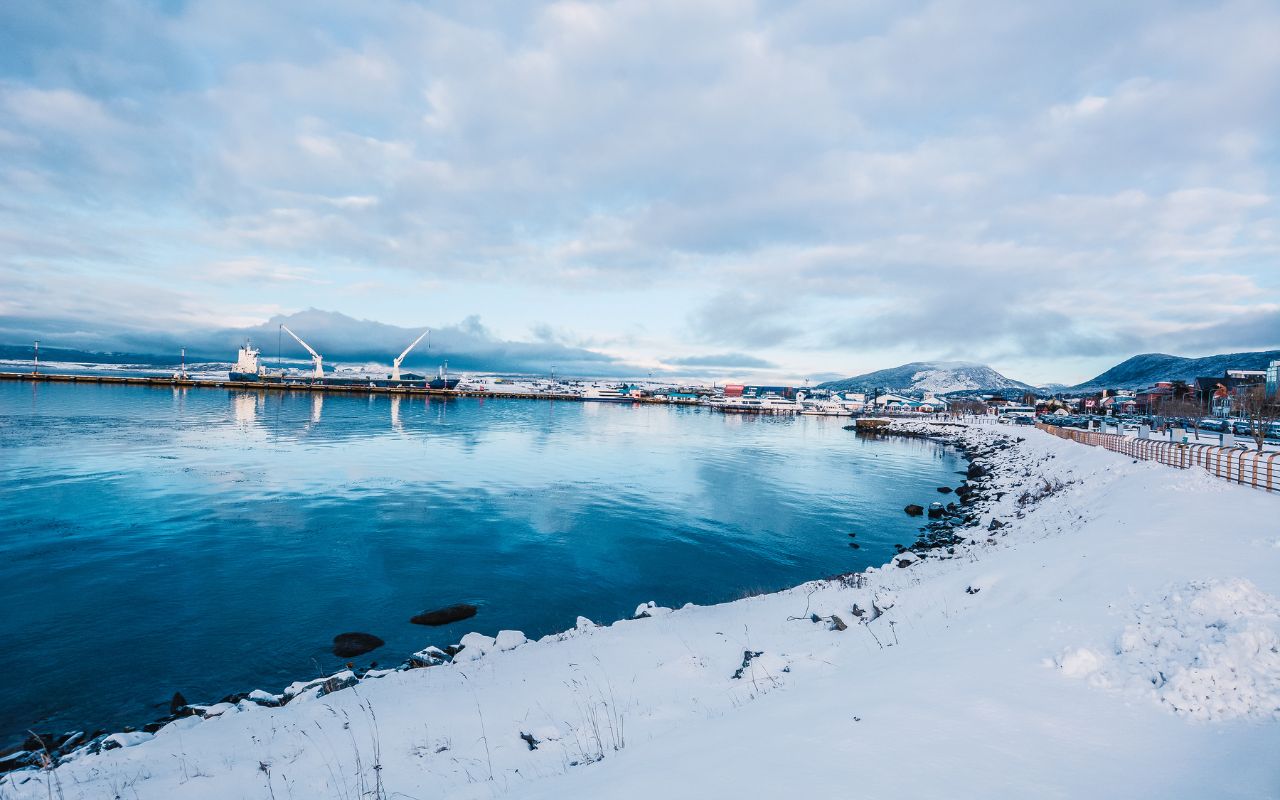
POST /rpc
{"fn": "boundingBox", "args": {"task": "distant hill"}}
[1071,350,1280,391]
[818,361,1033,395]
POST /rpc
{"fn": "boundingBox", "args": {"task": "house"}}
[1193,372,1266,415]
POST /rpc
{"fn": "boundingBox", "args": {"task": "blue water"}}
[0,380,962,745]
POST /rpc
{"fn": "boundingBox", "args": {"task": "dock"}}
[0,371,585,402]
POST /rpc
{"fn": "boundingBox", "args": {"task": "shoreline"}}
[6,420,1276,798]
[5,423,987,777]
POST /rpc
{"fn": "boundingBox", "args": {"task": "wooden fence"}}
[1036,422,1279,492]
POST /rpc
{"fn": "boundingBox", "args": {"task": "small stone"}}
[905,504,925,516]
[829,614,848,631]
[936,486,953,493]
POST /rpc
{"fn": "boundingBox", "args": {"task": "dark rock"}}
[520,731,540,751]
[936,486,953,493]
[965,586,981,595]
[319,673,359,697]
[988,519,1005,531]
[927,507,944,519]
[967,463,989,479]
[0,750,35,773]
[411,604,478,627]
[444,643,465,657]
[169,692,187,716]
[904,504,925,516]
[333,632,385,658]
[848,542,860,549]
[829,615,848,631]
[732,650,765,680]
[847,532,857,537]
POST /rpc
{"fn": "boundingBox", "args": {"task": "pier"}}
[0,371,585,402]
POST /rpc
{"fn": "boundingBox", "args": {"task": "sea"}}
[0,378,963,745]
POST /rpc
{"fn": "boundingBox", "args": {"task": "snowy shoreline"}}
[4,421,1278,798]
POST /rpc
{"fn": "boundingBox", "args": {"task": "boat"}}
[227,334,460,390]
[720,392,797,414]
[582,385,633,402]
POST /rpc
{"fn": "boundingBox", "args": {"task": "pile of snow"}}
[1056,578,1280,720]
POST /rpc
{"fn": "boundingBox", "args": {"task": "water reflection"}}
[233,391,258,427]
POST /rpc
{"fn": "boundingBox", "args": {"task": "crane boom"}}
[391,329,430,381]
[280,324,324,378]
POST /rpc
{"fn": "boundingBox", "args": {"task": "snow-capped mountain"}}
[818,361,1033,395]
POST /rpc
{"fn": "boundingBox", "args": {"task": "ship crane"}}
[280,324,324,378]
[391,329,430,381]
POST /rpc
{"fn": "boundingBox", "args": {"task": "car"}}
[1014,416,1035,426]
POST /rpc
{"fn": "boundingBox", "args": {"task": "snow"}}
[4,420,1279,798]
[1055,578,1280,720]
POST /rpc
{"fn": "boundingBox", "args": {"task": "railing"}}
[1036,422,1279,492]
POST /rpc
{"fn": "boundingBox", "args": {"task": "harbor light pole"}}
[33,340,39,375]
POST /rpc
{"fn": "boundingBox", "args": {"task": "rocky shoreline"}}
[3,421,1008,780]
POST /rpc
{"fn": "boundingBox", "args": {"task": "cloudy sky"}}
[1,0,1277,384]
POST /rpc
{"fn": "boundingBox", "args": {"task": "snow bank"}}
[4,420,1279,799]
[1057,578,1280,720]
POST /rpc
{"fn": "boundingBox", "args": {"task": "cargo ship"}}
[228,331,460,390]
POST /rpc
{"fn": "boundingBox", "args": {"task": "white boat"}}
[797,395,855,416]
[720,393,797,414]
[583,385,632,402]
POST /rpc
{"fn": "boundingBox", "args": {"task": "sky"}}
[1,0,1278,385]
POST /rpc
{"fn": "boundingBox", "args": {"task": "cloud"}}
[663,352,778,369]
[0,0,1278,381]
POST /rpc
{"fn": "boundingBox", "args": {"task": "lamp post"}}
[33,340,39,376]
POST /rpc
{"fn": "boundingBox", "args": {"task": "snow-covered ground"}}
[5,421,1279,799]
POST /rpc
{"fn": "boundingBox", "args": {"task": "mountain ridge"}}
[817,361,1033,395]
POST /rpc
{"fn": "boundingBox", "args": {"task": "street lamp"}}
[33,340,39,376]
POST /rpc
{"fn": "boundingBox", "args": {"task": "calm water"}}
[0,380,962,744]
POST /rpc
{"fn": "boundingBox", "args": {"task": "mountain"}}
[1070,350,1280,391]
[818,361,1033,395]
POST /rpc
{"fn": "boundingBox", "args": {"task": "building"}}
[1194,371,1266,415]
[1268,360,1280,399]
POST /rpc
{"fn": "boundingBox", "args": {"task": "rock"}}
[332,632,385,658]
[927,507,944,519]
[520,731,540,751]
[904,504,925,516]
[936,486,953,493]
[169,691,187,716]
[409,645,451,668]
[965,586,981,595]
[967,463,989,479]
[411,604,478,627]
[848,541,860,549]
[988,519,1005,531]
[319,672,359,697]
[494,630,527,651]
[829,614,848,631]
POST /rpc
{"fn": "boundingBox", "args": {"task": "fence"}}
[1036,422,1280,492]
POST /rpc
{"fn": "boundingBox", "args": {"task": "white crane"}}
[280,324,324,378]
[391,329,430,381]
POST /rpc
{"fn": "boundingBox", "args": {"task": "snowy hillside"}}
[1071,350,1280,391]
[819,360,1033,394]
[5,420,1278,799]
